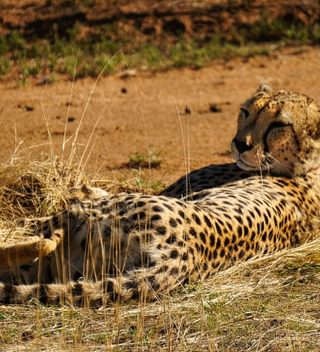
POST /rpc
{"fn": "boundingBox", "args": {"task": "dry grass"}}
[0,239,319,351]
[0,158,319,351]
[0,157,86,244]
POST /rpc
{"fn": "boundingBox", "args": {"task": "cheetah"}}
[0,85,320,306]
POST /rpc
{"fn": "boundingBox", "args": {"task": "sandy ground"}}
[0,46,320,188]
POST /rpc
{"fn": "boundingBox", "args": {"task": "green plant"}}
[128,151,161,169]
[0,58,10,76]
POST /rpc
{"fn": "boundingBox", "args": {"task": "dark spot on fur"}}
[156,226,167,235]
[105,280,119,301]
[189,227,197,237]
[215,222,223,236]
[203,215,212,227]
[178,210,185,219]
[166,234,177,244]
[246,216,252,228]
[169,218,178,228]
[170,267,179,275]
[254,207,261,217]
[38,285,49,304]
[152,205,163,212]
[235,215,243,224]
[192,213,201,225]
[151,214,162,222]
[176,218,183,225]
[136,201,146,208]
[72,283,83,296]
[130,211,146,221]
[170,249,179,259]
[3,285,15,304]
[163,203,174,211]
[200,232,206,244]
[210,234,215,247]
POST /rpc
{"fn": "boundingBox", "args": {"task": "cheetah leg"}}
[0,229,64,270]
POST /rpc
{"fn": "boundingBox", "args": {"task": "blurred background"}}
[0,0,319,82]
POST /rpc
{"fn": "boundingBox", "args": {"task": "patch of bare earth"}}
[0,47,319,188]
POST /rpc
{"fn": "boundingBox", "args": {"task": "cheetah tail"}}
[0,275,161,306]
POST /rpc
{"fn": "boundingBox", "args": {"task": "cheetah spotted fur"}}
[1,85,320,305]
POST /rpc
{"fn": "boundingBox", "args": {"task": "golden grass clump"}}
[0,157,85,243]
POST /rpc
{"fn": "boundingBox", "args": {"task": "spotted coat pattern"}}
[1,87,320,305]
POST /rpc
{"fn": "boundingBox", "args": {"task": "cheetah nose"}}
[233,138,253,153]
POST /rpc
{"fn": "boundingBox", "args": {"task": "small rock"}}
[17,103,34,111]
[36,76,54,86]
[121,87,128,94]
[118,69,137,79]
[209,103,222,113]
[67,116,76,122]
[184,106,191,115]
[115,126,124,132]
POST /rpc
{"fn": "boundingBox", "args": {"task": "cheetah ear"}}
[256,83,272,94]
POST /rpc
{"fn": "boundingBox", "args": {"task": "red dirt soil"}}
[0,47,319,189]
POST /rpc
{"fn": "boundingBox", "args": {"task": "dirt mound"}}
[0,0,319,45]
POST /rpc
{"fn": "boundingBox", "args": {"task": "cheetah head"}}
[231,84,320,177]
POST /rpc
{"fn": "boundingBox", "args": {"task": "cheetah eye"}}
[240,108,250,118]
